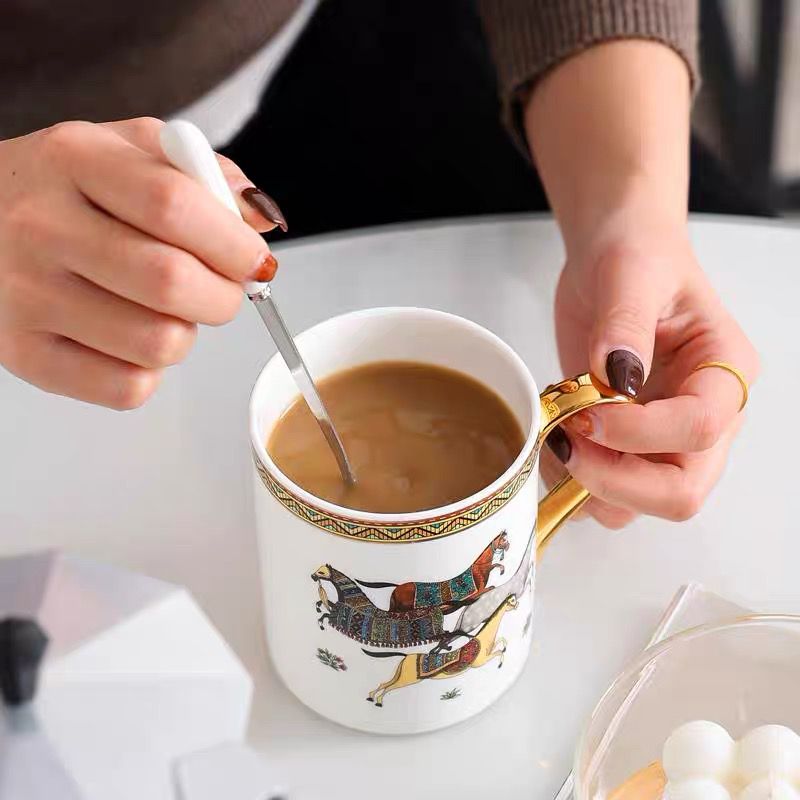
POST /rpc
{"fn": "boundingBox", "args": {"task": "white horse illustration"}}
[434,528,534,652]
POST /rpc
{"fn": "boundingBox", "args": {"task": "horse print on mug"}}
[310,526,533,709]
[354,532,510,612]
[363,595,519,707]
[433,529,534,652]
[312,565,450,647]
[311,530,512,649]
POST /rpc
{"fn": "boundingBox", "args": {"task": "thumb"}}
[588,251,665,398]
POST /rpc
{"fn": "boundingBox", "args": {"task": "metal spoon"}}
[159,121,356,485]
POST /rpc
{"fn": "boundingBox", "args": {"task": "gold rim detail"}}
[253,451,536,542]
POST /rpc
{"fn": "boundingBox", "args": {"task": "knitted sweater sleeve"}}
[478,0,698,149]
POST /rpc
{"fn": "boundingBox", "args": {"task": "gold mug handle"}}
[535,373,633,552]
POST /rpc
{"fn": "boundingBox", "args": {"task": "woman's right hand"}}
[0,117,284,409]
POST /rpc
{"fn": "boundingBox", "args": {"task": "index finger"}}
[68,124,274,283]
[567,349,756,454]
[104,118,282,232]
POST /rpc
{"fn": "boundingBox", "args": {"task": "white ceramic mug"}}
[250,307,629,734]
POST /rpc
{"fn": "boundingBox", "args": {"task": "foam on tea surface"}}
[267,361,525,513]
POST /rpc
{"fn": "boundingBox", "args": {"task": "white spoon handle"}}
[159,120,264,296]
[158,120,356,486]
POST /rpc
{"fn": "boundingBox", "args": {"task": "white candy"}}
[663,720,736,782]
[663,778,732,800]
[739,776,800,800]
[738,726,800,782]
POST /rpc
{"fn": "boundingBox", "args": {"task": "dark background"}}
[224,0,794,241]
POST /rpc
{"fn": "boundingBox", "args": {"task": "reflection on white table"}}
[175,742,288,800]
[1,215,798,800]
[0,552,252,800]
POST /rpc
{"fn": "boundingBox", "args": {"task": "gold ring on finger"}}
[692,361,749,412]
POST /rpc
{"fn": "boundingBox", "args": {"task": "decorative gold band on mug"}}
[254,371,631,547]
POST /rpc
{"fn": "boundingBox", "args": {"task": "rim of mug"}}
[248,306,541,527]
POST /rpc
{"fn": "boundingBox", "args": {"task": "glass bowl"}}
[574,615,800,799]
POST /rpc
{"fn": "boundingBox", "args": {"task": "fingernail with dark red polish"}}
[546,426,572,464]
[606,349,644,398]
[250,251,278,283]
[241,187,288,232]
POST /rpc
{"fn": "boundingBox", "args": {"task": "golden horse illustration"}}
[362,594,518,707]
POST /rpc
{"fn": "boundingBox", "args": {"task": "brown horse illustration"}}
[312,565,455,648]
[362,594,518,707]
[355,531,509,613]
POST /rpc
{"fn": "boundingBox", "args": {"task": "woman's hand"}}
[546,212,758,528]
[525,40,758,527]
[0,117,285,409]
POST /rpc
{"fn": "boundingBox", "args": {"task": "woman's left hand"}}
[523,40,759,527]
[547,214,759,529]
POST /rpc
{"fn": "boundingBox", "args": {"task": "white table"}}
[2,215,798,800]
